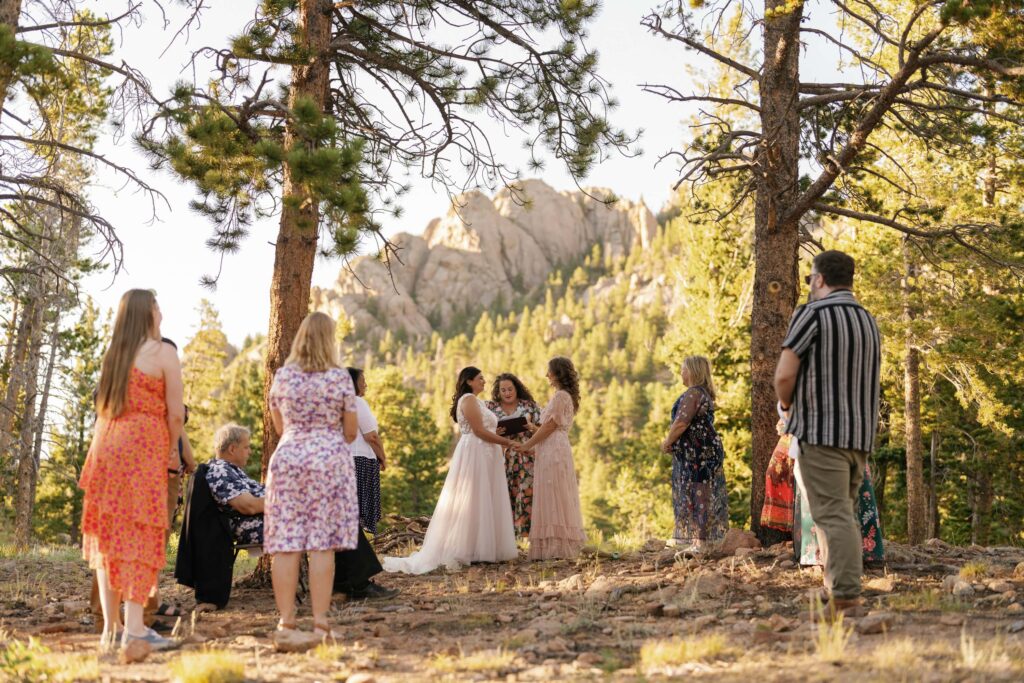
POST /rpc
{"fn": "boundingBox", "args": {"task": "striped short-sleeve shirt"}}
[781,290,881,452]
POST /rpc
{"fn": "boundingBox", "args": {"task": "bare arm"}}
[179,431,197,473]
[161,344,185,452]
[364,430,386,470]
[774,348,802,409]
[342,408,358,444]
[462,398,515,447]
[520,418,557,451]
[661,391,700,454]
[271,408,283,436]
[228,492,265,516]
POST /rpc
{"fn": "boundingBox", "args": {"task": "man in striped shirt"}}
[774,250,881,617]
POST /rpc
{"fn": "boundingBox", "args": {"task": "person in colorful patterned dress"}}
[794,459,885,567]
[660,356,729,551]
[79,289,184,652]
[519,357,587,561]
[266,312,360,638]
[487,373,541,537]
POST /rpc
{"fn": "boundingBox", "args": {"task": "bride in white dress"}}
[383,367,519,574]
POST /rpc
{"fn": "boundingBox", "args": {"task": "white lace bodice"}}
[457,395,497,435]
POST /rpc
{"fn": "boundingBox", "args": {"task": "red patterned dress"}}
[79,367,169,604]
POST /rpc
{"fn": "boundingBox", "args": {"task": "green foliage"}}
[182,300,233,459]
[364,367,449,516]
[33,300,107,542]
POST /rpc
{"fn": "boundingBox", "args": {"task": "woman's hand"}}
[496,426,506,436]
[661,438,674,454]
[525,418,539,434]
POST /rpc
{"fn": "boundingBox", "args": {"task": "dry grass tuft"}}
[429,648,515,673]
[814,614,852,663]
[959,561,989,580]
[640,633,731,670]
[168,650,245,683]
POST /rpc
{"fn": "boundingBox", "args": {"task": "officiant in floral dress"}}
[487,373,541,537]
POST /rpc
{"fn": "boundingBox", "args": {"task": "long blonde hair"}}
[97,289,157,418]
[681,355,717,403]
[285,312,339,372]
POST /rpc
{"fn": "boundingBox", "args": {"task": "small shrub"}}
[0,637,98,682]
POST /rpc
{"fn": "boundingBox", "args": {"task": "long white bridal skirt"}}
[382,432,517,574]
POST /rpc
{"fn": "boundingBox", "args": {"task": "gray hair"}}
[213,423,250,456]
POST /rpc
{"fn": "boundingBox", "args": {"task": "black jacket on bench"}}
[175,462,237,608]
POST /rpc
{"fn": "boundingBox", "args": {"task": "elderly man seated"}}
[205,424,266,548]
[176,423,397,609]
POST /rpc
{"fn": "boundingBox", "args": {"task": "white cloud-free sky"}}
[79,2,840,347]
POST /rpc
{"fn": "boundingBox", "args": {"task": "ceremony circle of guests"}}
[78,250,883,652]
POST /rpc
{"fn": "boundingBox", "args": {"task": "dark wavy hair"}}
[450,366,482,422]
[491,373,536,404]
[548,356,580,411]
[347,367,364,395]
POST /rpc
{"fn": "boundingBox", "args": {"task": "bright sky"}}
[80,2,839,347]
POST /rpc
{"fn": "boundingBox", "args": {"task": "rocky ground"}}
[2,527,1024,682]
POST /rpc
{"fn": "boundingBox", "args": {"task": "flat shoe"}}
[122,627,178,651]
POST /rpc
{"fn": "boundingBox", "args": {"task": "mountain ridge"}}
[311,179,657,341]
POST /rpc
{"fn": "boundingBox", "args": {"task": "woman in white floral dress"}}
[266,312,359,637]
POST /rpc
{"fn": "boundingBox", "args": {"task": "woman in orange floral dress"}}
[79,289,184,652]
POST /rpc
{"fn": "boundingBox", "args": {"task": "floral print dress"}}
[669,386,729,545]
[264,365,360,554]
[794,462,885,566]
[486,399,541,536]
[79,367,170,604]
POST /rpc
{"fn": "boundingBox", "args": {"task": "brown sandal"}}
[276,620,297,631]
[313,622,341,639]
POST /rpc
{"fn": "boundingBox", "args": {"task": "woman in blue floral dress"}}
[486,373,541,537]
[660,356,729,549]
[266,312,360,638]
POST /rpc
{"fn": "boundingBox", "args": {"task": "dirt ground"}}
[2,532,1024,682]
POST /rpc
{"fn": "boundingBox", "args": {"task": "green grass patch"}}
[887,589,968,612]
[0,637,98,682]
[168,650,245,683]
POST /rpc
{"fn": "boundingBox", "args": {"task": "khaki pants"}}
[90,474,181,630]
[797,443,867,600]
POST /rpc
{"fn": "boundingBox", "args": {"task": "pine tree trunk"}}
[902,239,926,544]
[13,294,43,547]
[0,0,24,119]
[260,0,332,478]
[750,0,802,540]
[0,295,34,511]
[16,307,61,545]
[1,296,18,380]
[971,451,993,546]
[927,430,940,539]
[255,0,331,582]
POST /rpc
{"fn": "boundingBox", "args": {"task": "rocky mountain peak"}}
[311,179,657,341]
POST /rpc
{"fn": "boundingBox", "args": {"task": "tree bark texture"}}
[902,239,926,544]
[260,0,332,478]
[927,430,940,540]
[749,0,802,540]
[13,293,43,547]
[0,0,24,120]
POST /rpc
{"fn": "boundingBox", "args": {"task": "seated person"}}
[205,424,265,549]
[192,422,398,602]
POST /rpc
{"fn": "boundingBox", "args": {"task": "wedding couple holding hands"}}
[382,357,586,574]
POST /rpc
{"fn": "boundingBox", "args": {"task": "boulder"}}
[687,572,729,598]
[272,629,323,653]
[864,576,896,593]
[119,639,151,664]
[716,529,761,557]
[986,579,1014,594]
[952,581,976,599]
[855,612,896,635]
